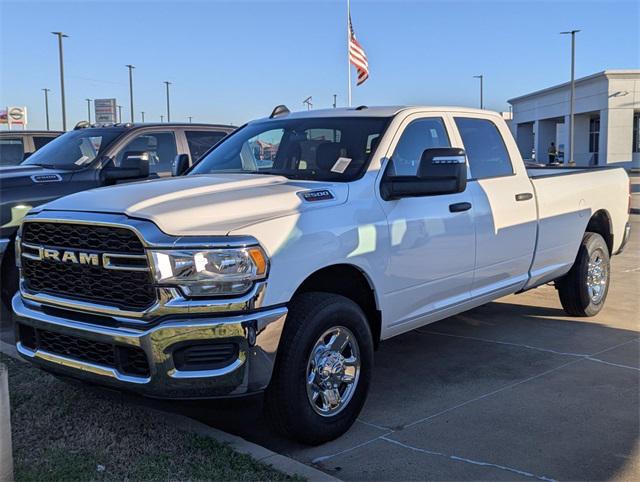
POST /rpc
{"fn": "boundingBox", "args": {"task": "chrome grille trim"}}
[18,211,267,321]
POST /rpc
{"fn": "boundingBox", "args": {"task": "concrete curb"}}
[162,412,341,482]
[0,341,340,482]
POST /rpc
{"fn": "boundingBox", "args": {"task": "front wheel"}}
[265,292,373,445]
[557,232,610,317]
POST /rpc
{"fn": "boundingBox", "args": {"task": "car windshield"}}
[190,117,390,181]
[22,128,124,170]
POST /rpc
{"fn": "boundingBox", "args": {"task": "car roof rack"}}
[270,105,290,118]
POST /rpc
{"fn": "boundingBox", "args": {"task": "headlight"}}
[150,246,268,297]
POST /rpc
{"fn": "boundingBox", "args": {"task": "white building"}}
[509,70,639,169]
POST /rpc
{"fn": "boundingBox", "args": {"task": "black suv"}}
[0,122,235,307]
[0,130,64,167]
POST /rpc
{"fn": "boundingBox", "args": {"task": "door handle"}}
[515,192,533,201]
[449,202,472,213]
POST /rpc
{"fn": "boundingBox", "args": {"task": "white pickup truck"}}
[13,106,631,444]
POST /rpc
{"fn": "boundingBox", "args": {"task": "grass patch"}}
[1,354,299,481]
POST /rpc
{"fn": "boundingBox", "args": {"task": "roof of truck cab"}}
[253,105,501,122]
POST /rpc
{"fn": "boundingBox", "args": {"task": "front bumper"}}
[12,293,287,399]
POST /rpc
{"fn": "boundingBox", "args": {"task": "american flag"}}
[349,13,369,85]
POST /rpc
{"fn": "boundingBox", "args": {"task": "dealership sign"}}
[94,98,117,123]
[1,106,28,127]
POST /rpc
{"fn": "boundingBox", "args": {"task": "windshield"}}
[22,128,124,170]
[190,117,390,181]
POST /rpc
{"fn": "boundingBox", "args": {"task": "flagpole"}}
[347,0,352,107]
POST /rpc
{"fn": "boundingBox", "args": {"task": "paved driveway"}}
[179,215,639,481]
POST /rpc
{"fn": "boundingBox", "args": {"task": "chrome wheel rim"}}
[306,326,361,417]
[586,248,608,304]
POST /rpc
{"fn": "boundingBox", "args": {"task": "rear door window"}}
[454,117,513,179]
[0,138,25,166]
[185,130,228,162]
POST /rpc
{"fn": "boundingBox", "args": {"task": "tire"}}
[557,232,610,317]
[0,237,18,312]
[265,292,374,445]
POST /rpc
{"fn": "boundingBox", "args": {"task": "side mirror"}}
[381,147,467,200]
[172,153,190,176]
[102,151,150,183]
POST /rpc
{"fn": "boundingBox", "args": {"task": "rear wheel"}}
[265,292,373,445]
[557,232,610,317]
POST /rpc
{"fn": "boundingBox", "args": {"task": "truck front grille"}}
[21,222,156,311]
[18,324,150,377]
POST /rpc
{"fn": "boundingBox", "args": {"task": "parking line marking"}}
[420,330,640,371]
[312,338,639,465]
[356,419,389,431]
[311,432,393,464]
[381,436,558,482]
[418,329,588,357]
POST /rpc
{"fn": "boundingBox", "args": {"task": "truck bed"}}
[523,165,629,290]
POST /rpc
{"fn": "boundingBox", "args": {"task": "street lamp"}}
[51,32,68,130]
[188,116,192,123]
[561,30,580,165]
[85,98,92,123]
[163,81,171,122]
[117,105,122,123]
[160,114,164,122]
[473,75,484,109]
[42,88,51,131]
[141,111,145,122]
[126,64,135,123]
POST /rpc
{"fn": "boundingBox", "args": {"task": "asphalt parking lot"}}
[171,214,639,481]
[2,215,638,481]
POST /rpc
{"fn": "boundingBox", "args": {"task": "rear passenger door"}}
[452,115,537,296]
[185,130,229,166]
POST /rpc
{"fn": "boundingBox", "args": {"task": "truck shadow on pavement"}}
[127,297,638,481]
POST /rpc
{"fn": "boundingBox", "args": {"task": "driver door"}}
[378,113,476,336]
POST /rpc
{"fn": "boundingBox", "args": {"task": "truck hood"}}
[39,173,348,236]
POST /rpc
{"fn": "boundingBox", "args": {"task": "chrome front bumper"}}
[13,293,287,399]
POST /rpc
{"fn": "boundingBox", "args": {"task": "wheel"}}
[0,237,18,311]
[557,232,610,317]
[265,292,374,445]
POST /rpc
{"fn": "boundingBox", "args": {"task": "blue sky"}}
[1,0,638,130]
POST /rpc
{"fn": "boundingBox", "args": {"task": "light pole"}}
[163,81,171,122]
[141,111,145,122]
[85,98,92,123]
[126,64,135,122]
[42,88,51,130]
[561,30,580,165]
[473,75,484,109]
[117,105,122,123]
[160,114,164,122]
[51,32,68,130]
[333,94,337,108]
[188,116,192,123]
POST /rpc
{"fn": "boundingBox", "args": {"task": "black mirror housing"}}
[381,147,467,200]
[172,154,190,176]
